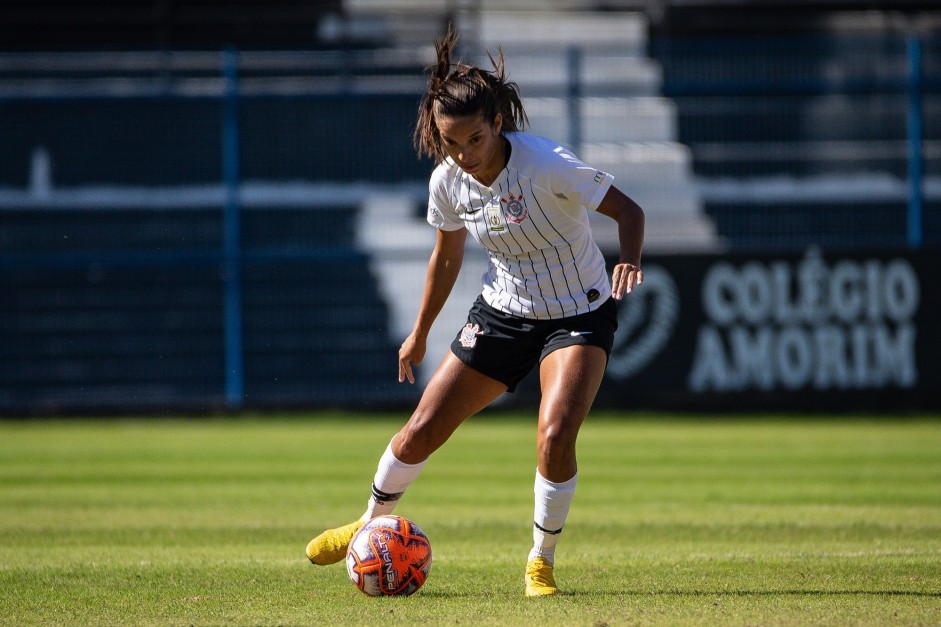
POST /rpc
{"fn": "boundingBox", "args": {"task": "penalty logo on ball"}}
[346,515,432,596]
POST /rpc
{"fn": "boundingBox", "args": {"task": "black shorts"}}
[449,295,618,392]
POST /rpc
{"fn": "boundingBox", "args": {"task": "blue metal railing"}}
[222,48,244,409]
[651,33,939,250]
[907,36,924,250]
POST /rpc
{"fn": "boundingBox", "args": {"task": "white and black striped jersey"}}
[427,131,615,320]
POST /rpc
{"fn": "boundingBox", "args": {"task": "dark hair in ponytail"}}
[414,26,528,163]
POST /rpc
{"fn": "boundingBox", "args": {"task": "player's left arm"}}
[595,185,645,300]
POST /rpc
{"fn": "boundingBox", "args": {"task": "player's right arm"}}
[398,227,467,384]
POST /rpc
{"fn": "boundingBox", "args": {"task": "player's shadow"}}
[418,589,941,599]
[579,589,941,598]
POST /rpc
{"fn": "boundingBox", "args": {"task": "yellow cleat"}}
[525,557,560,597]
[306,520,364,565]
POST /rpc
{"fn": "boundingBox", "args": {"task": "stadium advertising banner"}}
[591,248,939,412]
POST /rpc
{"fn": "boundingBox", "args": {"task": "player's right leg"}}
[306,353,506,566]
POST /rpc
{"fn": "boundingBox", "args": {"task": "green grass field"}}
[1,412,939,626]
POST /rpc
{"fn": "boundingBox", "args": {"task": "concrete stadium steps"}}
[492,51,662,95]
[580,141,721,252]
[340,0,648,48]
[581,141,693,184]
[588,192,723,254]
[467,9,648,52]
[466,7,718,252]
[463,10,658,94]
[355,191,491,389]
[341,0,723,350]
[525,97,678,144]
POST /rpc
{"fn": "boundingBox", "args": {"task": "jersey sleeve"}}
[545,144,614,212]
[426,163,466,231]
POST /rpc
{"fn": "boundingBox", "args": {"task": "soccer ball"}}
[346,515,432,597]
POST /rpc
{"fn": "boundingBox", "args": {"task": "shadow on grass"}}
[417,589,941,599]
[582,589,941,598]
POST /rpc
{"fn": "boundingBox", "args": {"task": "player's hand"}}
[611,262,643,300]
[398,333,426,384]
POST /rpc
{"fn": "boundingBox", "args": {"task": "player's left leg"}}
[525,344,607,596]
[307,353,506,566]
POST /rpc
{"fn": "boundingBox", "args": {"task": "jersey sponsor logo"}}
[459,323,482,348]
[501,193,528,224]
[485,198,505,232]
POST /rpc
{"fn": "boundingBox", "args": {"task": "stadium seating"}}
[1,0,938,413]
[0,189,418,413]
[651,29,940,250]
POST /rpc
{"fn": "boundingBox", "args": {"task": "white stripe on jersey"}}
[427,131,615,320]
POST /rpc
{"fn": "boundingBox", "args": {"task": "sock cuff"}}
[385,441,428,470]
[535,469,577,492]
[372,440,427,497]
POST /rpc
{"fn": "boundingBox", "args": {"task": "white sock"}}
[359,441,427,521]
[527,470,577,565]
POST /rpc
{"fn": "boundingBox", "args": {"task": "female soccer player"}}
[307,28,645,596]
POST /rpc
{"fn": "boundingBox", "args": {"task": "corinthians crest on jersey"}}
[501,192,528,224]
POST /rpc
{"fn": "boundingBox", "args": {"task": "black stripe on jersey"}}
[469,180,517,315]
[519,176,569,310]
[525,177,588,316]
[466,177,502,255]
[493,175,546,317]
[467,180,509,315]
[503,171,552,317]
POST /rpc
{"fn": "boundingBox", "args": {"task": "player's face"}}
[436,112,504,186]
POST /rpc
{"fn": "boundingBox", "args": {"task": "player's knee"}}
[538,418,579,450]
[539,416,582,469]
